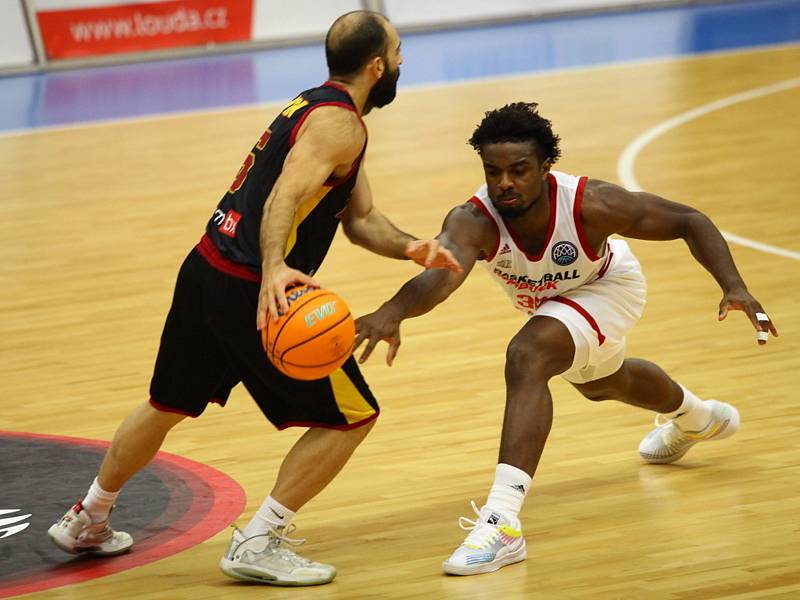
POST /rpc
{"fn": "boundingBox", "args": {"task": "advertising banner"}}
[36,0,254,60]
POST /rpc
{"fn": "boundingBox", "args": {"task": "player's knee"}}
[577,385,615,402]
[505,334,567,380]
[350,416,377,437]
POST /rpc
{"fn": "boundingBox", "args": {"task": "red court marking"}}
[0,430,246,598]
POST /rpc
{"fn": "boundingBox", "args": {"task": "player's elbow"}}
[342,217,367,247]
[681,208,716,240]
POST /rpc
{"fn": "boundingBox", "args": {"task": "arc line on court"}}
[617,77,800,262]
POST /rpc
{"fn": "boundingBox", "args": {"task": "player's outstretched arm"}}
[258,107,364,328]
[341,167,462,272]
[355,204,491,365]
[583,179,778,345]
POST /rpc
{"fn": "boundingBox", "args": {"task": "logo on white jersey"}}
[551,241,578,266]
[499,243,512,255]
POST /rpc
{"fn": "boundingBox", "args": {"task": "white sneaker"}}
[47,502,133,556]
[442,501,526,576]
[639,400,740,464]
[219,526,336,586]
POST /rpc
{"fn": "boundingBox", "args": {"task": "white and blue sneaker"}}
[639,400,740,464]
[442,501,526,576]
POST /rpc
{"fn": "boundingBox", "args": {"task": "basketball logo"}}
[262,285,355,380]
[551,241,578,266]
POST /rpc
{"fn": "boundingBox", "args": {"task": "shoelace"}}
[271,525,314,567]
[237,525,314,567]
[271,523,305,546]
[653,415,692,451]
[457,501,499,549]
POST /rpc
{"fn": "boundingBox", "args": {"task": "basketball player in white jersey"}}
[354,102,778,576]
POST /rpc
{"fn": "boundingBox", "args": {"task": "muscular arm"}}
[582,180,744,291]
[581,179,778,342]
[257,107,364,326]
[341,166,463,271]
[355,203,494,363]
[340,166,416,259]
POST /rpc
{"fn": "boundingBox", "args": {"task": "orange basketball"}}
[261,285,356,380]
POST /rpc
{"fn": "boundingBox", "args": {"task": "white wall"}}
[0,0,702,71]
[252,0,362,41]
[0,1,35,68]
[382,0,672,27]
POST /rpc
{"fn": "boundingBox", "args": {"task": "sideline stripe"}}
[0,430,246,599]
[617,77,800,261]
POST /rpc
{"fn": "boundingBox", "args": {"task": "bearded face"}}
[367,62,400,109]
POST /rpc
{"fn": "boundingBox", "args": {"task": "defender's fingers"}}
[386,339,400,366]
[353,329,367,351]
[425,242,439,267]
[754,311,776,344]
[358,336,380,364]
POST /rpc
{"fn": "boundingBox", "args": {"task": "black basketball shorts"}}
[149,248,379,429]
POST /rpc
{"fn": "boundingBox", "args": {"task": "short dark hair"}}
[326,11,390,78]
[468,102,561,164]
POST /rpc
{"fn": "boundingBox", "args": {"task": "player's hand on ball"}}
[405,239,463,273]
[355,309,402,366]
[718,288,778,345]
[258,262,319,329]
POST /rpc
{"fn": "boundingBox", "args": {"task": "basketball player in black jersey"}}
[47,11,460,586]
[355,103,777,576]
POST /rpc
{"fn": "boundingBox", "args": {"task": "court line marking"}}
[617,77,800,261]
[0,40,797,139]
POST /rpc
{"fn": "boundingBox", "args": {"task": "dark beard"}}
[366,66,400,111]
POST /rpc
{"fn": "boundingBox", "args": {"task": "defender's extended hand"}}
[718,288,778,345]
[354,310,402,366]
[257,263,319,329]
[405,239,463,273]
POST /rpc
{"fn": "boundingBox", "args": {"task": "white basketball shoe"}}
[48,502,133,556]
[639,400,740,464]
[219,526,336,586]
[442,501,526,576]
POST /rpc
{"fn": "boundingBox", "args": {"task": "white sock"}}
[242,495,295,538]
[484,463,531,522]
[81,478,119,523]
[663,385,712,432]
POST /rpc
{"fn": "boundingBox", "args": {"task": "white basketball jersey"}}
[470,170,615,316]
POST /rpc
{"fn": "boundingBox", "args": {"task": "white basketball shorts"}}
[534,239,646,384]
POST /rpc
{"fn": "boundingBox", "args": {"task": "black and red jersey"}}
[201,81,366,281]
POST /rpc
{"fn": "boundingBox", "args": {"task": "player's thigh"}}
[150,250,241,417]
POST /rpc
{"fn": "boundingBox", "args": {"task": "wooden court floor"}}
[1,44,799,599]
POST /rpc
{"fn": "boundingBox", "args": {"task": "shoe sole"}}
[640,402,740,464]
[47,524,133,557]
[442,544,527,576]
[48,531,132,556]
[219,558,335,587]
